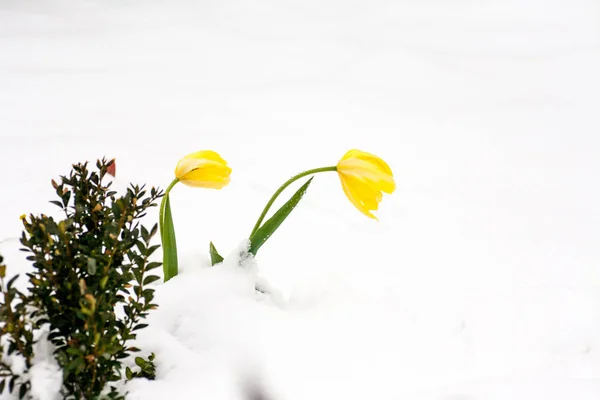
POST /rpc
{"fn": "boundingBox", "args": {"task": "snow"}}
[1,0,599,399]
[28,332,62,400]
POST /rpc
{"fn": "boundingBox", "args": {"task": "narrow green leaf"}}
[150,223,158,238]
[141,225,149,240]
[249,177,313,255]
[132,323,149,331]
[7,275,19,289]
[209,242,224,266]
[161,195,178,282]
[49,200,63,208]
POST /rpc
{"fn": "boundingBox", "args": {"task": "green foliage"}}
[0,159,163,399]
[249,177,313,255]
[125,353,156,381]
[209,242,224,266]
[160,194,178,282]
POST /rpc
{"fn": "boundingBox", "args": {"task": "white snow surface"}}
[1,0,599,399]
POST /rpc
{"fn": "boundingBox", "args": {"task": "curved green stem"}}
[159,178,179,235]
[250,166,337,236]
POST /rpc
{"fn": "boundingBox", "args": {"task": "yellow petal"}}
[339,173,377,219]
[336,149,395,219]
[354,150,393,175]
[188,150,226,164]
[179,166,231,189]
[340,149,392,175]
[176,152,221,175]
[338,158,395,194]
[348,175,382,209]
[174,150,231,189]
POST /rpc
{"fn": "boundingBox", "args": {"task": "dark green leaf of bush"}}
[142,275,160,285]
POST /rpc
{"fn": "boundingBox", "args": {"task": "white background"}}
[0,0,599,399]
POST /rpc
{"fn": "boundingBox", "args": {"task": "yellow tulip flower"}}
[161,149,231,282]
[249,148,395,243]
[175,150,231,189]
[336,149,395,219]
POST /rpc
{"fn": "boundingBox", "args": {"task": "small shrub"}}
[0,159,163,399]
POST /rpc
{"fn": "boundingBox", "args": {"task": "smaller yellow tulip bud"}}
[161,149,232,282]
[174,150,231,189]
[336,149,395,220]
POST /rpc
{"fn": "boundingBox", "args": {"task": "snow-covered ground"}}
[1,0,599,398]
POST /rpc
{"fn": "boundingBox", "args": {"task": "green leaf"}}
[100,275,109,289]
[248,177,313,255]
[18,383,27,399]
[65,358,84,372]
[62,190,71,207]
[111,200,123,218]
[146,262,161,271]
[142,275,160,285]
[147,244,160,256]
[49,200,63,208]
[136,240,147,254]
[7,275,19,289]
[107,373,121,381]
[125,367,133,380]
[161,195,178,282]
[209,242,224,266]
[133,269,143,284]
[66,347,82,356]
[141,226,149,240]
[132,323,148,331]
[149,223,158,238]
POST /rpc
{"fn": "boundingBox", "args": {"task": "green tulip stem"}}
[159,178,180,236]
[249,166,337,237]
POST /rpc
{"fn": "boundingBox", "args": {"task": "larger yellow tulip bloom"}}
[246,148,395,259]
[175,150,231,189]
[336,149,395,219]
